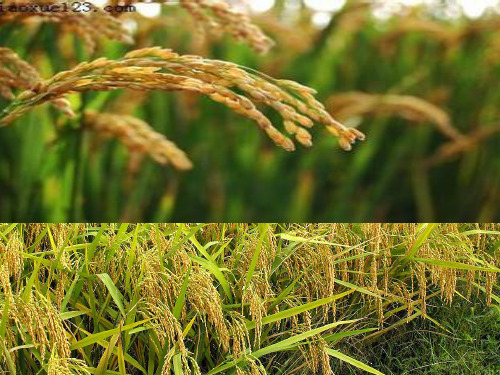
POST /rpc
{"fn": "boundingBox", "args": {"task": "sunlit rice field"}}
[0,223,499,374]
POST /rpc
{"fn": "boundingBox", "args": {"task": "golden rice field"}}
[1,223,499,374]
[2,1,500,373]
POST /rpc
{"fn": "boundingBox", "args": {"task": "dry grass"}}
[0,223,498,374]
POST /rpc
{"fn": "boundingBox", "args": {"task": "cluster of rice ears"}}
[0,223,499,374]
[0,0,364,170]
[0,0,499,221]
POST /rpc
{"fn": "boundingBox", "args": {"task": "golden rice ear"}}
[162,348,202,375]
[326,92,462,140]
[242,282,266,348]
[84,110,193,170]
[426,124,500,166]
[10,293,68,360]
[0,47,40,99]
[0,264,14,304]
[0,2,133,52]
[1,48,364,152]
[0,48,75,122]
[416,263,427,317]
[484,254,496,306]
[187,268,230,351]
[38,293,71,359]
[0,233,23,281]
[47,347,90,375]
[228,311,251,360]
[145,301,186,353]
[302,336,332,375]
[177,0,274,53]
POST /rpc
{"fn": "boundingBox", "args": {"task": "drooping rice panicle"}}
[0,47,365,152]
[175,0,274,53]
[0,47,74,118]
[84,110,193,170]
[327,92,464,140]
[0,0,133,51]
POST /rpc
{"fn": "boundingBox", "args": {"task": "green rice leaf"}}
[71,319,150,350]
[97,273,127,317]
[326,348,385,375]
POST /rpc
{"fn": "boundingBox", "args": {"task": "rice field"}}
[1,223,499,374]
[0,1,499,221]
[2,2,500,374]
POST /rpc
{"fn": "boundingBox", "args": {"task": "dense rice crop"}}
[1,223,499,374]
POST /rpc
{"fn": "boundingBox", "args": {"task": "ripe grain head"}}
[84,110,193,170]
[0,47,365,154]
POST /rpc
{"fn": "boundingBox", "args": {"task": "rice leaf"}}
[326,348,385,375]
[97,273,127,317]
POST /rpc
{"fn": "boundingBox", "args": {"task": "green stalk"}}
[69,110,85,221]
[69,35,93,220]
[0,337,16,375]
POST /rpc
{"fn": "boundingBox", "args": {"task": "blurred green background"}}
[0,0,499,222]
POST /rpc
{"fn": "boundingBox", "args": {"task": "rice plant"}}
[0,223,499,374]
